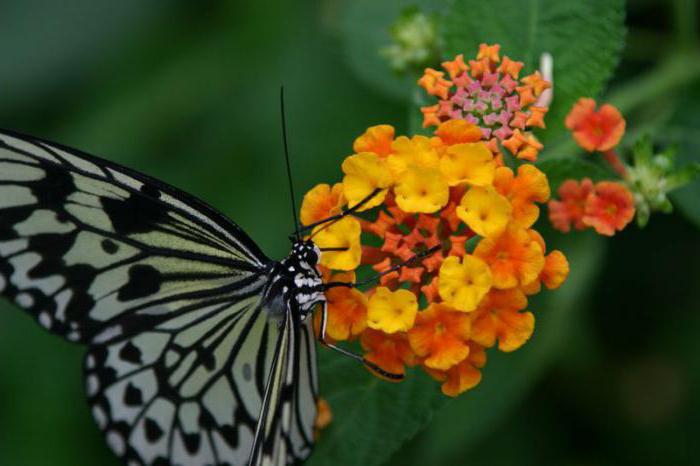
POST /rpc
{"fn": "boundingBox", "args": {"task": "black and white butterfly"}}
[0,120,413,466]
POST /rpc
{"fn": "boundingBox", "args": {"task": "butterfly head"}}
[269,240,324,319]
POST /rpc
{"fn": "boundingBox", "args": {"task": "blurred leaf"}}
[665,87,700,229]
[537,156,611,191]
[388,231,606,466]
[442,0,626,142]
[340,0,446,102]
[0,0,179,113]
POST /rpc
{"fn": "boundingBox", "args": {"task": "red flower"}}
[582,181,635,236]
[565,98,625,152]
[547,178,594,232]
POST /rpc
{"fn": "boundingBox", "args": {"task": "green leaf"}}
[663,87,700,229]
[308,353,445,466]
[442,0,626,142]
[536,156,611,192]
[385,231,606,466]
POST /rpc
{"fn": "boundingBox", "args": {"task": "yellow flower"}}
[439,142,496,186]
[387,135,440,177]
[342,152,392,211]
[457,186,512,238]
[367,287,418,333]
[394,166,449,213]
[439,255,493,312]
[300,183,345,226]
[312,217,362,270]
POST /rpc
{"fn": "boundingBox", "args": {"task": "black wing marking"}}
[85,288,281,466]
[0,129,270,343]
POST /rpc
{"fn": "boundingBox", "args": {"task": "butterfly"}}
[0,114,418,466]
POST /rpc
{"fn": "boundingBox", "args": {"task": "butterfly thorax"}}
[263,240,325,321]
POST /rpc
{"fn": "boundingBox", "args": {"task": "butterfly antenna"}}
[280,86,300,241]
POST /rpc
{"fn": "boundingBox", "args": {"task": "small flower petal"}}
[367,287,418,333]
[440,142,496,187]
[457,186,512,238]
[301,183,345,226]
[408,302,472,370]
[353,125,395,157]
[313,216,362,270]
[394,166,449,213]
[342,152,392,211]
[439,255,493,312]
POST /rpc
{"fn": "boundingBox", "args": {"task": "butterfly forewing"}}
[0,129,320,466]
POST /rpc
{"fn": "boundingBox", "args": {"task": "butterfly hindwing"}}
[85,291,279,466]
[249,315,318,466]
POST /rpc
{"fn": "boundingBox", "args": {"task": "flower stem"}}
[602,150,628,177]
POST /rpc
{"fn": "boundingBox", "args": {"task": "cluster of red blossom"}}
[548,99,636,236]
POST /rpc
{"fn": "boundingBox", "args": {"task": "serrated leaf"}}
[442,0,626,142]
[537,156,611,192]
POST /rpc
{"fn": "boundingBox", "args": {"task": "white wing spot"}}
[15,292,34,308]
[92,405,107,429]
[38,312,52,329]
[86,355,96,369]
[86,375,100,396]
[107,431,126,456]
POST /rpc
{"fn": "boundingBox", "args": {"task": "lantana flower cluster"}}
[548,98,698,234]
[418,43,550,162]
[302,45,569,397]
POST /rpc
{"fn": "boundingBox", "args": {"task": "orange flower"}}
[353,125,395,157]
[474,225,545,289]
[541,250,570,290]
[471,288,534,352]
[300,183,345,226]
[441,54,468,79]
[425,342,486,396]
[497,56,523,78]
[547,178,594,232]
[314,398,332,439]
[520,231,570,295]
[520,71,551,96]
[494,165,550,228]
[565,98,626,152]
[408,303,472,370]
[418,68,452,99]
[361,329,416,380]
[324,272,368,341]
[583,181,635,236]
[477,43,500,63]
[435,120,482,145]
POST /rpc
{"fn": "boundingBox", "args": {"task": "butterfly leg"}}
[317,302,403,380]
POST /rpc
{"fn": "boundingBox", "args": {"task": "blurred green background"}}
[0,1,698,465]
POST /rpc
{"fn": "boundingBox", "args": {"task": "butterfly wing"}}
[0,130,319,466]
[85,292,278,466]
[248,316,318,466]
[0,129,268,342]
